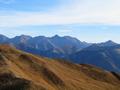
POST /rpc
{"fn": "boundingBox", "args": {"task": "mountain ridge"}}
[0,34,91,57]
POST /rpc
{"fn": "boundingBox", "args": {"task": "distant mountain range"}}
[0,34,91,58]
[0,34,120,72]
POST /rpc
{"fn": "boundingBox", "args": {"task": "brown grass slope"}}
[0,44,120,90]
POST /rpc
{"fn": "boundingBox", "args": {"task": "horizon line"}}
[0,34,118,44]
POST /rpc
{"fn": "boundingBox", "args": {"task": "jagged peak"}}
[105,40,117,44]
[14,35,32,39]
[52,35,61,39]
[99,40,118,47]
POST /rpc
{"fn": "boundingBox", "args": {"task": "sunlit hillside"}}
[0,44,120,90]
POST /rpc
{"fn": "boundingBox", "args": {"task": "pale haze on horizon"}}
[0,0,120,43]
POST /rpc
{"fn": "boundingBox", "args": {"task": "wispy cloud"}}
[0,0,120,27]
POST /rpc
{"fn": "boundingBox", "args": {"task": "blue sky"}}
[0,0,120,43]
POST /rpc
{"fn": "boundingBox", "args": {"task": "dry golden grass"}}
[0,44,120,90]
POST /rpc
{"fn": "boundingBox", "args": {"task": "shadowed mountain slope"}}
[0,44,120,90]
[70,44,120,72]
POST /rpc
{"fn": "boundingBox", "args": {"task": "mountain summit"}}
[51,35,61,39]
[98,40,118,47]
